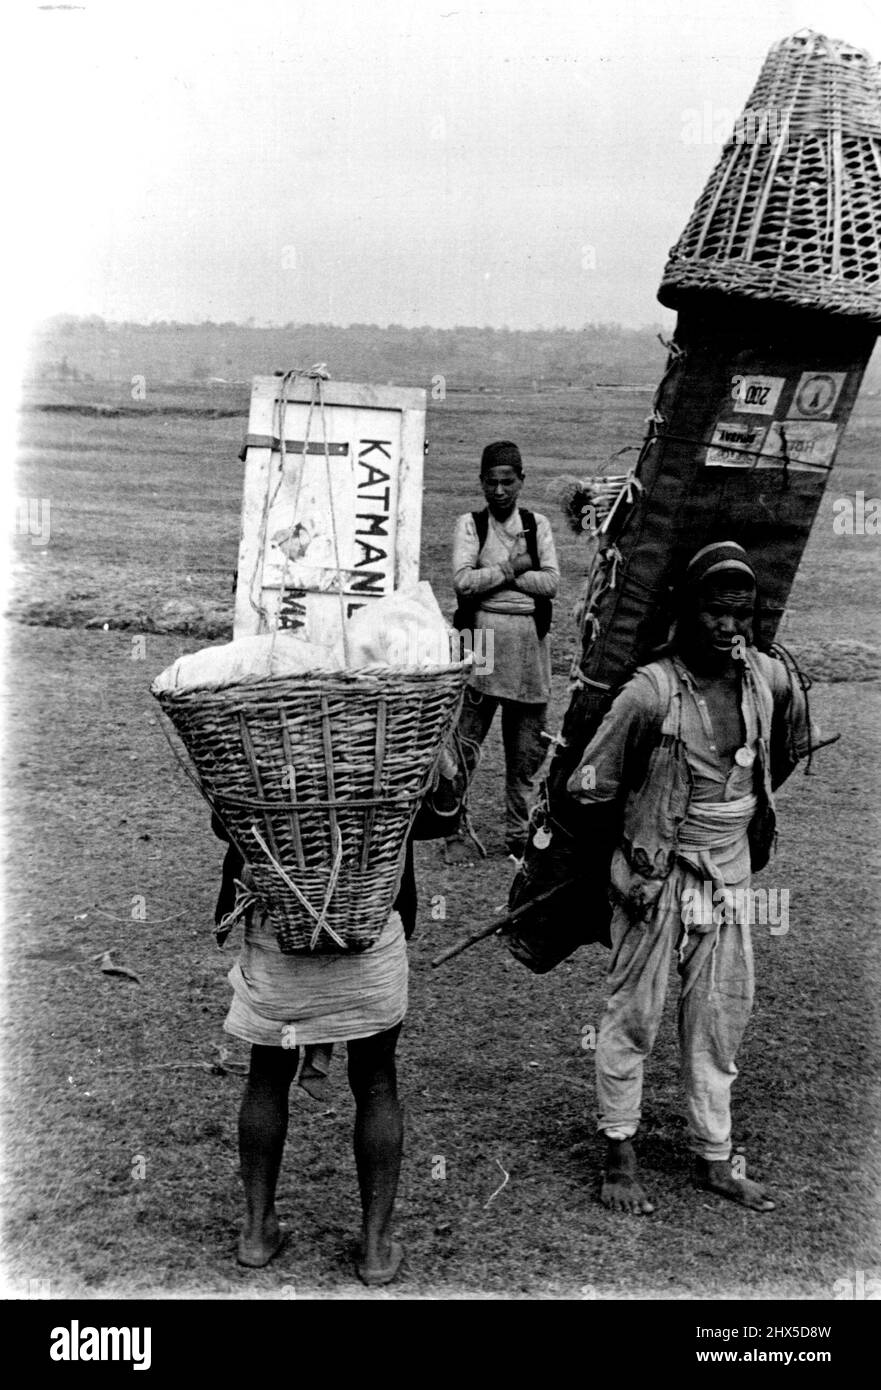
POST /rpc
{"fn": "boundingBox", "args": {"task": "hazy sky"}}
[11,0,881,331]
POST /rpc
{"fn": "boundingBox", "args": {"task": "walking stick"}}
[431,878,577,968]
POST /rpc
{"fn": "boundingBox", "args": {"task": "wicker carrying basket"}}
[154,661,471,953]
[659,30,881,324]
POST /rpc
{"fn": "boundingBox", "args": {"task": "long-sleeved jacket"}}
[566,648,814,880]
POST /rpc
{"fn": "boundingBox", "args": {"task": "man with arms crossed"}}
[446,440,559,862]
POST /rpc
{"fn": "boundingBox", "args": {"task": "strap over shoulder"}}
[518,508,539,567]
[472,508,490,546]
[639,659,681,737]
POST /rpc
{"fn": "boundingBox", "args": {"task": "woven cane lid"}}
[659,31,881,324]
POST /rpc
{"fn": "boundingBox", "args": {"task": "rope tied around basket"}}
[215,880,260,948]
[250,821,348,950]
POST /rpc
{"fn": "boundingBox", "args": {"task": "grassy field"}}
[2,380,880,1299]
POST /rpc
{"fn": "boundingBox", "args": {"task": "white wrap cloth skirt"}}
[224,909,408,1049]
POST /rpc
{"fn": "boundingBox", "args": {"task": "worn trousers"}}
[456,686,547,850]
[595,862,755,1161]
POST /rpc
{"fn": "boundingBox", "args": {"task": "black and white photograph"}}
[3,0,880,1335]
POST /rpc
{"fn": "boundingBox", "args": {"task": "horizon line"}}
[34,315,672,334]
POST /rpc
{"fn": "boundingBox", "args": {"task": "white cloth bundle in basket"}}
[152,582,452,694]
[346,582,450,668]
[152,633,336,693]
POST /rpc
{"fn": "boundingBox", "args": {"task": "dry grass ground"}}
[2,383,880,1299]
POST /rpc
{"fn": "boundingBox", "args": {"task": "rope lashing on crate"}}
[639,336,686,437]
[248,370,311,628]
[247,365,352,664]
[250,821,348,950]
[776,423,792,489]
[268,368,352,666]
[642,430,826,474]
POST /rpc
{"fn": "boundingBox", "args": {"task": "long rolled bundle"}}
[559,28,881,763]
[506,29,881,976]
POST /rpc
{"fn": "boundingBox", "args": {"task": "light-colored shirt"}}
[452,508,559,616]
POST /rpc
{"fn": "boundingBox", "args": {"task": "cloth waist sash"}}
[677,793,756,928]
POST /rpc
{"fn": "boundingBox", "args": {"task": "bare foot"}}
[356,1238,404,1287]
[600,1138,655,1214]
[696,1158,775,1211]
[237,1217,288,1268]
[443,836,475,867]
[297,1070,333,1103]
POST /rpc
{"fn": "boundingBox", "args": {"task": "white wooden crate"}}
[234,377,426,648]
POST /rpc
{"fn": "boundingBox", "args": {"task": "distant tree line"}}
[29,316,881,393]
[30,317,675,389]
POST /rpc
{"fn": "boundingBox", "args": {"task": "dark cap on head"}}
[480,440,523,476]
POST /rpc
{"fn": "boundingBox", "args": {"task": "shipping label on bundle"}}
[787,371,847,420]
[264,430,400,597]
[729,374,785,415]
[705,419,768,467]
[758,420,839,471]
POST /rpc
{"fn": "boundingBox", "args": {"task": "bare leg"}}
[236,1044,299,1266]
[600,1137,655,1215]
[347,1024,404,1284]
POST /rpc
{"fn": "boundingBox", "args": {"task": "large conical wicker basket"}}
[153,661,472,952]
[659,30,881,323]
